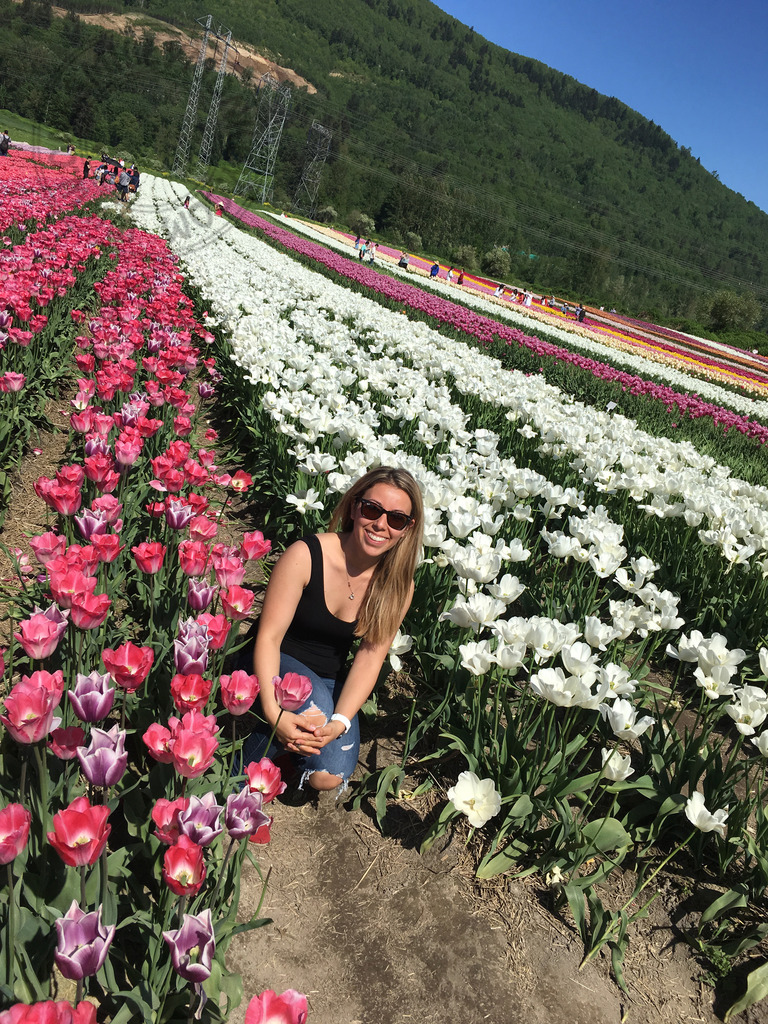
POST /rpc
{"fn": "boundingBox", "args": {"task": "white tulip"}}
[684,791,729,838]
[447,772,502,829]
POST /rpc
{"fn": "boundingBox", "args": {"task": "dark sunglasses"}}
[356,497,414,531]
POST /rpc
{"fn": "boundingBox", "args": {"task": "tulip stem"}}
[229,719,238,781]
[80,863,87,909]
[19,756,27,805]
[209,837,235,911]
[32,743,50,841]
[6,863,16,994]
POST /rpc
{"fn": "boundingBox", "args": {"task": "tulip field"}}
[1,153,768,1022]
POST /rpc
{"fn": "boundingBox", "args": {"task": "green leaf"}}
[580,817,632,856]
[563,883,587,943]
[419,801,459,854]
[375,764,405,827]
[700,888,748,926]
[724,960,768,1022]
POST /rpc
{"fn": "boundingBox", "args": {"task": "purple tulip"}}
[162,908,215,982]
[84,436,112,459]
[55,900,116,980]
[76,724,128,788]
[74,508,109,541]
[197,381,215,400]
[187,578,218,612]
[174,634,209,675]
[178,792,223,846]
[69,671,116,723]
[165,499,195,531]
[225,789,270,841]
[177,616,210,642]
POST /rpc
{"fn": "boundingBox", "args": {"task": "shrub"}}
[404,231,422,253]
[347,211,375,236]
[453,244,478,271]
[316,206,338,223]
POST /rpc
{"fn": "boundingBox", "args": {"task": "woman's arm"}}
[253,540,324,754]
[312,581,415,747]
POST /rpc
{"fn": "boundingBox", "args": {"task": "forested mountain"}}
[3,0,767,322]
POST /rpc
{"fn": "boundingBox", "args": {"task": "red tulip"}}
[188,515,217,543]
[178,539,210,577]
[169,726,219,780]
[90,533,123,564]
[49,726,85,760]
[48,796,111,867]
[170,673,212,713]
[102,642,154,692]
[69,591,111,630]
[247,815,273,845]
[131,541,166,574]
[220,671,260,715]
[244,989,308,1024]
[47,568,97,610]
[162,835,206,895]
[143,722,174,763]
[28,531,67,566]
[151,796,189,844]
[230,470,253,493]
[0,803,32,864]
[241,530,271,561]
[0,1000,97,1024]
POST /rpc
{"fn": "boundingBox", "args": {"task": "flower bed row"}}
[0,179,306,1021]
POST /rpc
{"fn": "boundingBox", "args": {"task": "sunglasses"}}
[356,497,414,531]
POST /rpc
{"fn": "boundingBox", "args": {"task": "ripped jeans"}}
[240,653,360,791]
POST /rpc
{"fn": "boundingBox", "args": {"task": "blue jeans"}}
[241,653,360,790]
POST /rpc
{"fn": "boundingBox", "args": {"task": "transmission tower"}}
[196,27,233,181]
[234,75,291,203]
[173,15,213,177]
[292,121,332,218]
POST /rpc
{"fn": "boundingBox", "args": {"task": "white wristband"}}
[330,713,351,734]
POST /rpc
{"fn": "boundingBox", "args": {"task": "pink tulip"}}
[0,803,32,864]
[244,989,308,1024]
[143,722,174,763]
[221,585,255,621]
[245,757,287,804]
[241,530,271,561]
[273,672,312,712]
[162,835,206,896]
[49,726,86,760]
[28,531,67,566]
[152,796,190,844]
[69,591,111,630]
[1,680,59,743]
[170,673,212,713]
[48,796,111,867]
[14,607,69,659]
[220,671,260,715]
[197,612,230,650]
[131,541,166,574]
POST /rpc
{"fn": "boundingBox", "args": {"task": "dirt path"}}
[227,772,736,1024]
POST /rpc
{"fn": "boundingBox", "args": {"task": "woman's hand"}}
[310,719,347,750]
[274,711,324,756]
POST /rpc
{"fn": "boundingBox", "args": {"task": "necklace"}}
[342,540,364,601]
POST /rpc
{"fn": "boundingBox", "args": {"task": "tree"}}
[404,230,422,252]
[482,247,511,279]
[347,211,375,235]
[707,289,760,333]
[453,243,478,271]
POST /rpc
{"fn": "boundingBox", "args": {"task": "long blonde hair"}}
[329,467,423,646]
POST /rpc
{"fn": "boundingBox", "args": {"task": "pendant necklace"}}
[343,542,363,601]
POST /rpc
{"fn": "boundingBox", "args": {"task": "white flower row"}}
[128,175,768,749]
[130,176,768,576]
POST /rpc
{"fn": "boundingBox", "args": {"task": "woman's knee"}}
[306,770,343,791]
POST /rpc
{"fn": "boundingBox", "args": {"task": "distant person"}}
[82,159,90,179]
[129,167,140,193]
[215,203,223,217]
[397,252,410,270]
[354,235,361,250]
[494,285,504,298]
[577,304,586,323]
[183,196,191,210]
[117,168,131,202]
[0,131,10,157]
[446,267,455,283]
[457,270,465,286]
[358,239,367,260]
[523,291,533,307]
[366,242,377,263]
[430,262,440,279]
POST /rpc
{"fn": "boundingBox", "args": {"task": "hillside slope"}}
[3,0,767,318]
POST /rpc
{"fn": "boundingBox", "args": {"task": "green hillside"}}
[3,0,767,323]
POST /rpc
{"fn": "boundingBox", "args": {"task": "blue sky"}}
[434,0,768,214]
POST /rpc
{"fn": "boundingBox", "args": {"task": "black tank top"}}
[280,534,358,679]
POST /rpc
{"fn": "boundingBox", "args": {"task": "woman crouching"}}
[245,467,423,795]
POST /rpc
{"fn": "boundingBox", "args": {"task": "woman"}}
[249,467,423,794]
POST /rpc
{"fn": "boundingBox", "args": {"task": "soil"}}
[3,406,766,1024]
